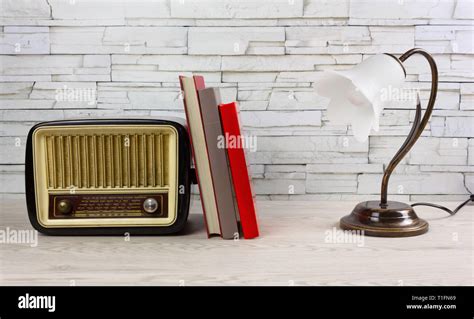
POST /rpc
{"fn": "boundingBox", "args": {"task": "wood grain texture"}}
[0,196,472,286]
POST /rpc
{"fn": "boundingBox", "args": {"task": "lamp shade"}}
[315,54,406,142]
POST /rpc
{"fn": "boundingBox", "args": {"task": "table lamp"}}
[316,48,438,237]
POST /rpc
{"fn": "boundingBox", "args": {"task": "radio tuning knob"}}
[143,198,159,214]
[57,199,72,214]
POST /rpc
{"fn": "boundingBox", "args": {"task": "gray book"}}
[198,87,239,239]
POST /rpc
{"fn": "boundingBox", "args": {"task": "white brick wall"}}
[1,0,473,201]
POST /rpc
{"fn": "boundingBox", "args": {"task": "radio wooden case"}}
[25,119,192,235]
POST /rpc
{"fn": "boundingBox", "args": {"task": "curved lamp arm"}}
[380,48,438,207]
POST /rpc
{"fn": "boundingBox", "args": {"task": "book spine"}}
[198,88,239,239]
[179,75,212,237]
[219,102,259,239]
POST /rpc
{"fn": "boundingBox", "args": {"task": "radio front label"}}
[49,194,168,219]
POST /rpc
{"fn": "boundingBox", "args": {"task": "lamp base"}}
[340,200,428,237]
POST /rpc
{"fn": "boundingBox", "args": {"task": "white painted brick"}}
[3,26,49,33]
[466,174,474,193]
[431,110,474,117]
[51,27,187,54]
[419,165,474,173]
[409,138,468,165]
[0,110,64,122]
[0,164,24,172]
[112,55,221,71]
[378,110,411,126]
[265,165,307,173]
[253,178,305,195]
[0,55,107,81]
[103,27,187,54]
[268,88,328,110]
[0,75,51,82]
[285,26,370,54]
[170,0,304,18]
[194,19,278,27]
[418,55,474,83]
[248,150,368,165]
[306,163,383,173]
[249,164,265,178]
[0,171,24,193]
[63,109,150,118]
[443,117,474,137]
[238,101,268,111]
[72,68,110,75]
[357,173,466,195]
[366,26,415,53]
[0,26,50,54]
[49,0,170,20]
[0,55,82,71]
[349,0,455,20]
[4,67,74,75]
[238,89,272,101]
[27,81,97,108]
[0,0,51,18]
[469,139,474,166]
[0,82,33,98]
[125,18,195,27]
[0,18,127,26]
[52,74,110,82]
[255,136,367,153]
[55,101,97,109]
[223,72,278,83]
[128,90,182,110]
[306,173,357,193]
[150,110,186,120]
[415,26,474,54]
[460,83,474,95]
[238,82,312,89]
[369,136,468,165]
[111,70,221,82]
[265,172,306,179]
[0,0,472,199]
[288,26,414,54]
[276,71,326,83]
[0,100,54,109]
[240,111,322,129]
[277,18,349,27]
[460,83,474,110]
[453,0,474,19]
[189,27,284,55]
[49,26,106,52]
[222,55,337,71]
[304,0,349,18]
[83,55,111,67]
[218,87,238,104]
[0,136,26,164]
[382,82,460,110]
[99,82,162,89]
[33,82,96,90]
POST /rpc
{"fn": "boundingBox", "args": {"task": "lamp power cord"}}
[411,194,474,216]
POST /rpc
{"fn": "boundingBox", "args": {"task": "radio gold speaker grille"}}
[44,133,169,190]
[30,124,180,229]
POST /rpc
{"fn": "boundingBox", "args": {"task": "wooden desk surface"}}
[0,196,472,286]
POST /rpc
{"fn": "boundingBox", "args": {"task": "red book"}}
[219,102,259,239]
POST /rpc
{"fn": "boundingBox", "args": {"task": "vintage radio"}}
[25,119,192,235]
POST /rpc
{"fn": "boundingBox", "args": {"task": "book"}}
[198,87,239,239]
[179,75,220,237]
[219,102,259,239]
